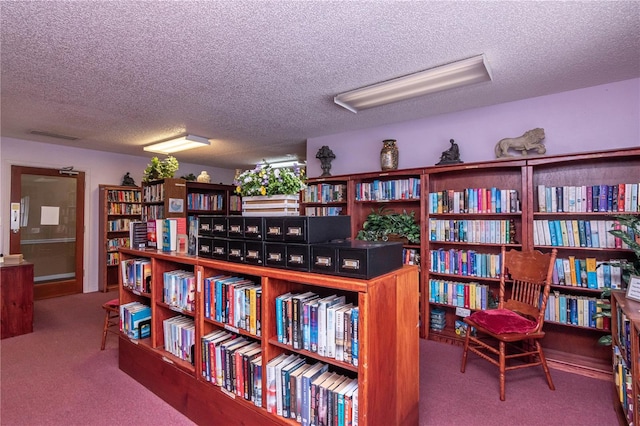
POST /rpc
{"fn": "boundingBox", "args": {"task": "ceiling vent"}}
[29,130,79,141]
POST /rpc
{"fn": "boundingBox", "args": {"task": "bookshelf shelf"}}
[98,184,142,292]
[118,247,419,426]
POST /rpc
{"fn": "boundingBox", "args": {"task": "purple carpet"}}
[0,291,618,425]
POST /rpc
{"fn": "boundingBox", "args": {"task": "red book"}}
[464,285,470,309]
[618,183,625,212]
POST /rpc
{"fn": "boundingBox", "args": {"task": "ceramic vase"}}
[380,139,399,170]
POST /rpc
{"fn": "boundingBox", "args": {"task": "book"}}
[129,221,148,249]
[162,218,178,252]
[146,220,158,248]
[301,362,329,426]
[266,353,290,414]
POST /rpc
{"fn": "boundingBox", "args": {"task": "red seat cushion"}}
[468,308,537,334]
[105,298,120,307]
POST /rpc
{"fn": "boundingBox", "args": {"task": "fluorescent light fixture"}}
[334,54,492,113]
[268,160,306,169]
[143,134,210,154]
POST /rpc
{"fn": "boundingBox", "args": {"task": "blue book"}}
[351,307,359,366]
[578,220,587,247]
[549,221,558,246]
[559,295,567,323]
[584,221,592,247]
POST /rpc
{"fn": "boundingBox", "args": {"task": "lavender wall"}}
[306,78,640,177]
[0,137,236,293]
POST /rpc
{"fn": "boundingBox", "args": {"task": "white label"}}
[455,307,471,317]
[342,259,359,269]
[315,256,332,266]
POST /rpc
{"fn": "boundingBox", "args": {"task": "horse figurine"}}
[494,128,546,158]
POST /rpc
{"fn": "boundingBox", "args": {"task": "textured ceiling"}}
[1,1,639,169]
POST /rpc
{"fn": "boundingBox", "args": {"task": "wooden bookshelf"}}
[611,291,640,425]
[118,247,419,426]
[142,178,187,221]
[300,176,350,217]
[303,147,640,373]
[186,181,241,216]
[98,184,142,292]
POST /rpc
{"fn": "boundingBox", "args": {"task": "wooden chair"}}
[460,246,557,401]
[100,298,120,350]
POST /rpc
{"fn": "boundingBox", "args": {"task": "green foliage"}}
[593,215,640,346]
[143,156,179,182]
[181,173,197,181]
[234,162,306,196]
[356,207,421,244]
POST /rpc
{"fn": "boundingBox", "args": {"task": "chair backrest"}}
[499,246,557,331]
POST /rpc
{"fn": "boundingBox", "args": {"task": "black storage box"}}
[243,217,264,240]
[264,242,287,268]
[264,217,285,241]
[313,240,404,279]
[198,216,214,237]
[283,216,351,243]
[286,243,310,272]
[310,243,338,274]
[210,238,229,261]
[197,236,214,258]
[211,216,228,237]
[244,241,264,265]
[227,239,245,263]
[227,217,244,239]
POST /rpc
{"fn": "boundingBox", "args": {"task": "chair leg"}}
[100,309,109,350]
[499,341,506,401]
[536,340,555,391]
[460,331,471,373]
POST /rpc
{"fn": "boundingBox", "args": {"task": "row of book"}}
[429,248,502,278]
[403,248,420,266]
[303,183,347,203]
[354,178,421,201]
[106,252,120,266]
[186,192,225,211]
[544,292,609,330]
[107,202,142,215]
[107,189,141,203]
[615,307,633,364]
[533,219,635,249]
[163,315,195,364]
[107,237,129,251]
[551,257,623,289]
[304,207,344,217]
[145,218,188,253]
[275,292,359,366]
[612,346,634,424]
[203,275,262,336]
[229,195,242,212]
[142,182,166,203]
[200,330,263,405]
[265,355,358,426]
[163,270,196,312]
[120,257,151,293]
[428,219,516,244]
[428,279,490,310]
[537,183,640,213]
[142,204,165,221]
[120,301,151,339]
[107,218,133,232]
[428,187,521,214]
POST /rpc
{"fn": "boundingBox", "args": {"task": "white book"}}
[542,220,552,246]
[625,183,632,212]
[335,304,354,361]
[275,354,300,417]
[317,295,346,357]
[266,353,289,414]
[326,302,346,359]
[537,185,546,212]
[353,385,359,426]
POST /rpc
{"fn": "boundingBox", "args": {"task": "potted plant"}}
[142,156,180,182]
[356,207,421,244]
[594,214,640,345]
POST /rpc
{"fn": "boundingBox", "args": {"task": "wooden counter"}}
[1,261,34,339]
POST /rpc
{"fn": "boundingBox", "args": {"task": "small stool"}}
[101,298,120,350]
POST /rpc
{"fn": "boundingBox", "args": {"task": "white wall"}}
[0,137,236,293]
[306,78,640,177]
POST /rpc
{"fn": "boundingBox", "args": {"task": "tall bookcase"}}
[98,185,142,292]
[424,159,527,343]
[118,248,419,425]
[141,178,187,221]
[303,147,640,372]
[611,291,640,426]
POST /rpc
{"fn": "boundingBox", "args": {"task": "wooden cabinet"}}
[118,247,419,426]
[142,178,187,221]
[611,291,640,425]
[98,185,142,292]
[1,262,34,339]
[186,181,241,216]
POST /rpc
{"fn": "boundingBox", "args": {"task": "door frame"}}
[9,165,85,299]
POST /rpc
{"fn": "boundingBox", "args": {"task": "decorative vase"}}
[197,171,211,183]
[241,194,300,216]
[380,139,399,170]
